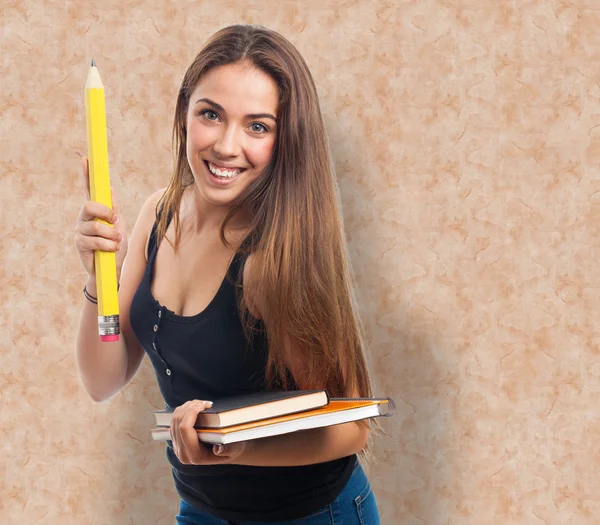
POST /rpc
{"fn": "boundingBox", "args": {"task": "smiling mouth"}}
[205,160,247,179]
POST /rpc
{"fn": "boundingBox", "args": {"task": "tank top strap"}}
[147,202,172,258]
[147,220,159,257]
[226,238,247,283]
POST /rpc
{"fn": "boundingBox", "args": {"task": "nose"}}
[213,125,242,159]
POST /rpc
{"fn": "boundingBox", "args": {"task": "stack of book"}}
[151,390,395,445]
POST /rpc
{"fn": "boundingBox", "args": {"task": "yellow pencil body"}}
[85,61,120,342]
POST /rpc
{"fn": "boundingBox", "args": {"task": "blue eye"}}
[250,122,268,133]
[200,109,219,121]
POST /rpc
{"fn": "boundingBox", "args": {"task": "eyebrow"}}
[195,98,277,122]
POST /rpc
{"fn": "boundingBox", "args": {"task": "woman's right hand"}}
[74,157,128,280]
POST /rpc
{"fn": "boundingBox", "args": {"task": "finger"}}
[81,157,90,199]
[171,405,188,462]
[213,441,243,458]
[171,419,183,463]
[213,444,226,456]
[75,234,121,254]
[171,400,212,430]
[171,401,206,464]
[174,400,213,418]
[172,400,200,421]
[78,201,118,224]
[78,219,122,243]
[179,402,211,463]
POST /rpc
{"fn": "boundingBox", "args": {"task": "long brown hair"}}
[157,25,374,400]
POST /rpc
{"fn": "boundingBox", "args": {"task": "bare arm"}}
[233,419,368,466]
[75,183,164,402]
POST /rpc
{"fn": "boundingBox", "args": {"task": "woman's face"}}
[185,62,279,210]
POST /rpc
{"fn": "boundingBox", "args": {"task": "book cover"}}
[154,389,329,428]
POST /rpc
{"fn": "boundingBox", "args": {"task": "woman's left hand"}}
[170,400,248,465]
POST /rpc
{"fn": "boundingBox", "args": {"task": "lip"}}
[206,160,248,171]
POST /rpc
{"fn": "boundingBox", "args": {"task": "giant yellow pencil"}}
[85,59,120,342]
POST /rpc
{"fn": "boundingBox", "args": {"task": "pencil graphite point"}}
[91,58,96,67]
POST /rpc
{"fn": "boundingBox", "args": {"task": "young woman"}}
[74,24,381,524]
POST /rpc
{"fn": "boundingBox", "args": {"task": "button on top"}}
[166,369,171,376]
[153,324,158,332]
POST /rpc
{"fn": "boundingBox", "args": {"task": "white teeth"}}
[207,162,243,178]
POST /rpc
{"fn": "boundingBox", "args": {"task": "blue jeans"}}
[175,462,380,524]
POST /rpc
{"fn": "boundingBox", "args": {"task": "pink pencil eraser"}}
[101,335,120,342]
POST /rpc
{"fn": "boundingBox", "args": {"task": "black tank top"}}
[129,211,356,522]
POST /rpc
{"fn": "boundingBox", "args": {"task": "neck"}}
[185,185,250,242]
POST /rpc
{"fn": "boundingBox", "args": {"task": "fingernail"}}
[117,233,123,242]
[113,215,119,224]
[116,243,121,251]
[214,444,224,455]
[204,401,213,407]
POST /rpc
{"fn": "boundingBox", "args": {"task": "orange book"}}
[151,397,395,445]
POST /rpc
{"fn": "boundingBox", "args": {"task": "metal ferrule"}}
[98,315,120,336]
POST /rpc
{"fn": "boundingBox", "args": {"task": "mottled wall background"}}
[1,1,599,524]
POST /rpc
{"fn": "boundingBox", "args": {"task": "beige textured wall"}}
[2,1,598,524]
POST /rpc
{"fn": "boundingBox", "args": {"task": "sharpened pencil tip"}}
[91,59,96,67]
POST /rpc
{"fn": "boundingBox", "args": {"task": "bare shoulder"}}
[137,187,167,229]
[118,187,167,296]
[132,187,167,261]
